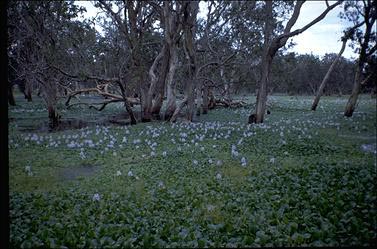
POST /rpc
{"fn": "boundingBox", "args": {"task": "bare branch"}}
[278,1,342,44]
[366,43,377,57]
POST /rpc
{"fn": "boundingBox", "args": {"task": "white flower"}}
[113,152,117,156]
[269,157,276,164]
[200,147,205,152]
[207,204,215,212]
[150,151,156,157]
[92,193,101,201]
[241,157,247,167]
[237,138,243,145]
[215,173,222,180]
[158,181,165,189]
[162,151,167,157]
[128,170,134,177]
[25,165,33,176]
[79,151,86,159]
[216,160,223,166]
[208,159,213,164]
[116,170,122,176]
[193,160,198,165]
[231,149,239,158]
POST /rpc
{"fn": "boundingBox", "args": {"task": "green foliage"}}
[9,95,377,247]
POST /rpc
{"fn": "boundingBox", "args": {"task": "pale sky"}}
[76,1,361,60]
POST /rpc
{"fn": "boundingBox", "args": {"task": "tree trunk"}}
[164,44,178,120]
[146,44,165,120]
[140,82,151,122]
[134,51,151,122]
[196,81,203,116]
[208,88,215,110]
[344,0,374,117]
[312,38,347,111]
[8,85,16,106]
[186,76,195,121]
[152,45,170,119]
[25,87,32,102]
[117,81,137,125]
[252,54,273,123]
[182,2,198,122]
[344,64,362,117]
[249,0,273,124]
[48,104,60,129]
[202,85,209,114]
[125,99,137,125]
[221,65,231,104]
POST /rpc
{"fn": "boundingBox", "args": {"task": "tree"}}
[7,1,87,128]
[97,0,158,122]
[343,0,376,117]
[311,37,348,110]
[311,9,370,111]
[249,0,341,124]
[170,1,199,122]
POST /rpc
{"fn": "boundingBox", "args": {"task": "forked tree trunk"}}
[344,64,362,117]
[249,0,273,124]
[312,38,347,111]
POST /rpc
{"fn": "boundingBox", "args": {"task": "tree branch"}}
[278,0,342,44]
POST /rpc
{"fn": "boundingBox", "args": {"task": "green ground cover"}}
[9,94,377,247]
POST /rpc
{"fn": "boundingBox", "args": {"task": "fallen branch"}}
[214,99,247,108]
[65,87,140,107]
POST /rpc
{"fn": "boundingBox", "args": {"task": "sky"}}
[76,1,360,59]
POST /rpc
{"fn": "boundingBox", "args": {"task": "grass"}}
[9,92,377,247]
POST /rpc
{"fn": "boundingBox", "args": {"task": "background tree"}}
[8,0,87,128]
[249,0,341,124]
[343,0,376,117]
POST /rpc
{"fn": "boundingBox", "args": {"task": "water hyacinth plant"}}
[9,95,377,247]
